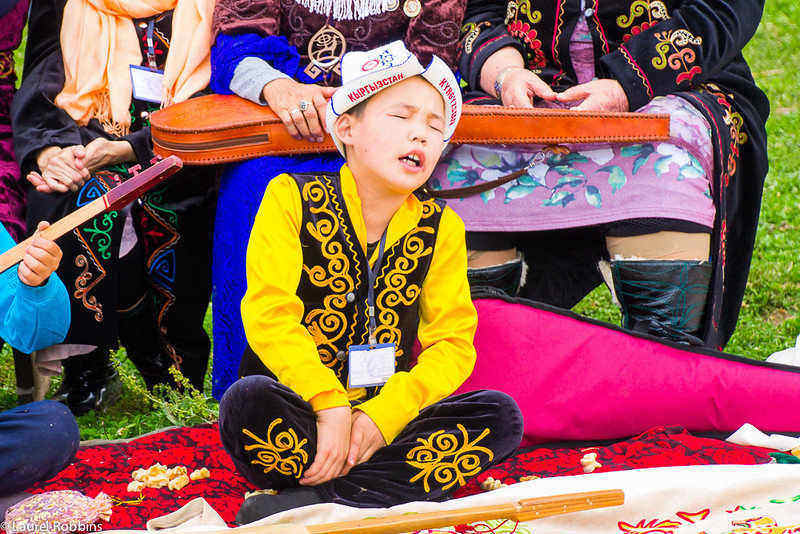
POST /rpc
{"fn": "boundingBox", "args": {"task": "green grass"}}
[1,1,798,439]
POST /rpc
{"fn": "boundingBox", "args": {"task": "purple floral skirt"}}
[429,17,715,233]
[429,95,715,232]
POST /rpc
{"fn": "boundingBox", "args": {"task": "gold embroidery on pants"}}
[242,419,309,479]
[407,425,494,493]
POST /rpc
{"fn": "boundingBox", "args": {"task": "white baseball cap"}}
[325,40,462,156]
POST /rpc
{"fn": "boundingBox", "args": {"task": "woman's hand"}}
[27,145,88,193]
[27,139,136,194]
[78,138,136,172]
[499,67,557,108]
[556,79,629,111]
[35,146,62,171]
[18,222,62,287]
[300,405,351,486]
[262,78,337,143]
[479,46,556,108]
[339,411,386,477]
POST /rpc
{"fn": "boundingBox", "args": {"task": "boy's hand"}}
[340,411,386,476]
[300,405,351,486]
[18,222,62,287]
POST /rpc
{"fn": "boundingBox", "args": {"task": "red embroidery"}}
[506,20,546,68]
[651,29,703,86]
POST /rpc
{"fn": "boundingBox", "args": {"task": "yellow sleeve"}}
[356,207,478,443]
[241,174,349,412]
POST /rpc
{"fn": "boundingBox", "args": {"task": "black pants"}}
[26,166,216,390]
[219,376,523,508]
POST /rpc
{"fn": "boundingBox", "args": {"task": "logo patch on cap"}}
[326,41,463,156]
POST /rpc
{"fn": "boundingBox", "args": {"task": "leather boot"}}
[64,349,121,416]
[467,258,524,298]
[611,260,712,345]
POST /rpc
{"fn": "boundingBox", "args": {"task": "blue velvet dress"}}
[210,34,344,397]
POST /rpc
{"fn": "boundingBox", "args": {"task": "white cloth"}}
[767,335,800,367]
[105,465,800,534]
[726,423,800,451]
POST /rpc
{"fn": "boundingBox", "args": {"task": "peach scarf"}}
[55,0,214,136]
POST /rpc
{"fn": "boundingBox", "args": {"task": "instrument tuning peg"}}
[127,164,142,175]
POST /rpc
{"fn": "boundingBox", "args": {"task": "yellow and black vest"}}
[291,172,446,399]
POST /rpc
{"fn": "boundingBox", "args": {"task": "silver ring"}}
[289,107,302,116]
[298,99,310,112]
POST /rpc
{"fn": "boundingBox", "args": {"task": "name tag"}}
[348,343,396,388]
[130,65,164,104]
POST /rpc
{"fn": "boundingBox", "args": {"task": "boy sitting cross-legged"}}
[220,41,523,524]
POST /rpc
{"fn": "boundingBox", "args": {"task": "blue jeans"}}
[0,400,79,495]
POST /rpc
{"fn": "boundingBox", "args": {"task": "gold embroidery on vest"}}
[242,419,309,479]
[301,177,361,371]
[407,425,494,492]
[374,199,440,356]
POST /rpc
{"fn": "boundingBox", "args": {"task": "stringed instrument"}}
[150,94,669,165]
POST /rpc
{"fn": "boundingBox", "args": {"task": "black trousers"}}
[219,376,523,508]
[26,166,216,389]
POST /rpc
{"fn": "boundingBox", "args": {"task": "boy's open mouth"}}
[399,152,424,169]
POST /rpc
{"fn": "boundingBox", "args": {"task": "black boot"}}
[236,487,322,525]
[12,348,34,405]
[64,349,121,416]
[611,260,712,345]
[467,258,524,298]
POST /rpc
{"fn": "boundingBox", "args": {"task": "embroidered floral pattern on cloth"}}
[26,425,776,528]
[430,96,715,232]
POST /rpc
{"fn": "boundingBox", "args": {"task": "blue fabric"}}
[210,34,321,95]
[0,400,79,495]
[211,154,344,399]
[0,224,70,353]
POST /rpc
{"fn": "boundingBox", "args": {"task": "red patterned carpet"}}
[28,425,774,528]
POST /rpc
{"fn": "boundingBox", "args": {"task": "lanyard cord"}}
[145,20,158,70]
[366,230,388,346]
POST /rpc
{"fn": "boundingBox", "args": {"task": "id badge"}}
[130,65,164,104]
[347,343,396,388]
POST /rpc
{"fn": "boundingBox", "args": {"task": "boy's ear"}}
[334,113,357,148]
